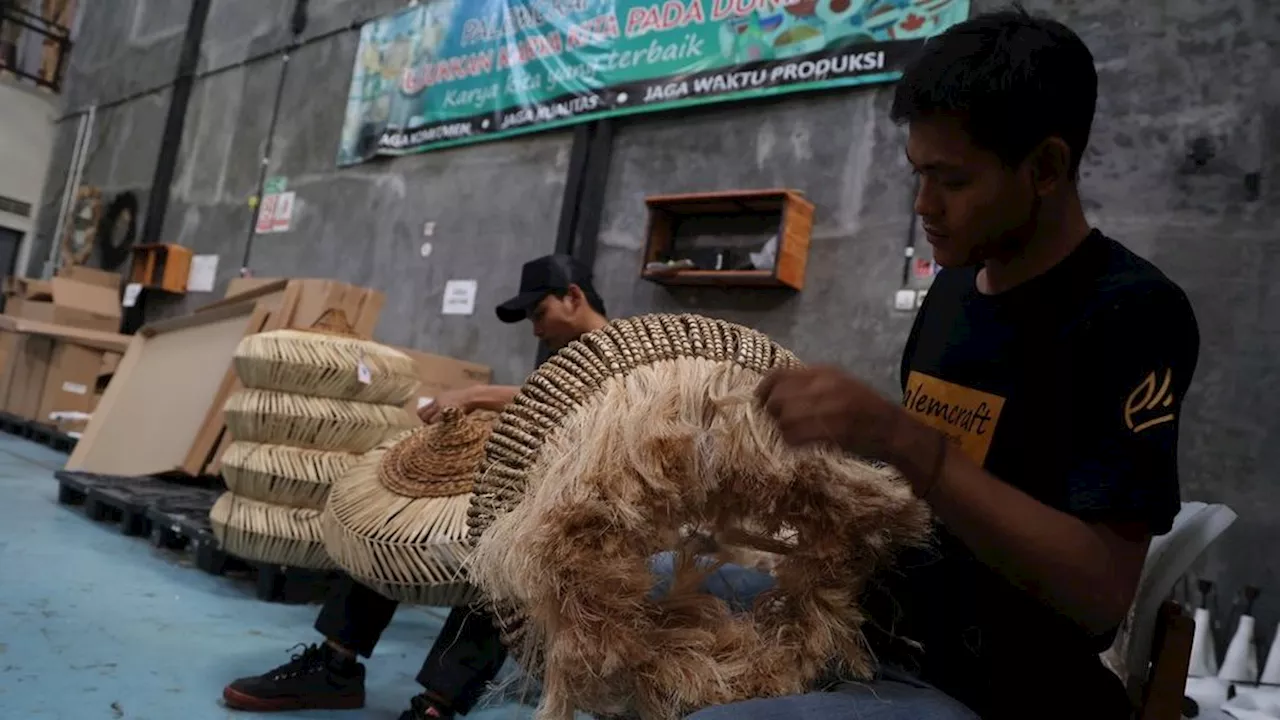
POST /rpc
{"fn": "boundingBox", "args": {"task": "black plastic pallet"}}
[0,412,77,452]
[55,470,337,603]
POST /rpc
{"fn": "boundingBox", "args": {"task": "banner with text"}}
[337,0,970,165]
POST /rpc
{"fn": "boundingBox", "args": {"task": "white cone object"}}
[1220,614,1259,684]
[1189,607,1220,678]
[1262,622,1280,686]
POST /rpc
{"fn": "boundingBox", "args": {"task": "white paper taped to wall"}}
[442,279,478,316]
[122,283,142,308]
[187,254,219,293]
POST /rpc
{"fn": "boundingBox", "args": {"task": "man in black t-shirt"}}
[698,7,1200,720]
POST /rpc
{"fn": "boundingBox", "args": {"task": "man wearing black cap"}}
[421,254,608,423]
[222,255,608,719]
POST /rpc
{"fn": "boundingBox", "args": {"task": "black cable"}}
[240,0,308,271]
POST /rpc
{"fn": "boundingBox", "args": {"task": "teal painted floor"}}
[0,434,537,720]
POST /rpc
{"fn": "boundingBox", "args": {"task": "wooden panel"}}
[178,305,271,475]
[66,302,260,476]
[776,193,815,291]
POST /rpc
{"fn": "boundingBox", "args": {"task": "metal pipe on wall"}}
[240,0,309,272]
[43,103,93,278]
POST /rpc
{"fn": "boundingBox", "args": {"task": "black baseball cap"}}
[495,254,601,324]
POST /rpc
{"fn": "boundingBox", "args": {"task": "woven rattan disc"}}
[379,407,492,498]
[233,329,420,406]
[210,491,334,570]
[221,441,360,509]
[223,389,417,453]
[464,314,931,720]
[323,418,495,606]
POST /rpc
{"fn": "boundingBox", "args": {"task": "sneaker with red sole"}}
[399,692,456,719]
[223,643,365,711]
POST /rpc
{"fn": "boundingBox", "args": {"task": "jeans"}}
[648,551,979,720]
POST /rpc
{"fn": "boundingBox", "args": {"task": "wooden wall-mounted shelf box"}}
[130,244,193,294]
[641,189,814,291]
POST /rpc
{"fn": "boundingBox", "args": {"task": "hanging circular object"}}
[465,314,932,720]
[233,329,419,406]
[97,192,138,269]
[210,491,334,570]
[323,409,497,606]
[222,389,417,454]
[60,185,103,268]
[220,441,360,509]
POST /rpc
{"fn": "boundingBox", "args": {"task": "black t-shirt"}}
[861,230,1200,719]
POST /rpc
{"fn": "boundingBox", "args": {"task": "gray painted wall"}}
[31,0,1280,628]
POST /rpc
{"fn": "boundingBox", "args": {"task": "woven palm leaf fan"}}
[234,329,419,406]
[210,491,334,570]
[221,441,360,510]
[223,389,416,453]
[465,314,931,720]
[324,408,496,606]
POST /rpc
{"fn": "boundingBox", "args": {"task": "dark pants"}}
[314,576,508,715]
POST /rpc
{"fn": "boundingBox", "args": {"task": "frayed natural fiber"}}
[323,418,494,606]
[465,315,931,720]
[220,441,359,509]
[223,389,417,453]
[233,329,420,405]
[210,491,334,570]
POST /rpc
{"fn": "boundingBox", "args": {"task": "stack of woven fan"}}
[323,407,497,606]
[210,314,419,570]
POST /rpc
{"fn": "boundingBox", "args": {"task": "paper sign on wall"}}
[255,194,278,233]
[271,191,296,232]
[441,280,477,316]
[187,254,219,293]
[122,283,143,308]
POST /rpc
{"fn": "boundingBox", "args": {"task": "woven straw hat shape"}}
[464,314,930,720]
[323,410,496,606]
[210,491,334,570]
[223,389,417,454]
[233,329,420,406]
[220,441,360,510]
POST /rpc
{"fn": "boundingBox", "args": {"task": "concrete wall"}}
[0,78,59,267]
[31,0,1280,625]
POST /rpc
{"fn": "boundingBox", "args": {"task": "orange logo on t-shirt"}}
[902,372,1007,465]
[1124,369,1176,434]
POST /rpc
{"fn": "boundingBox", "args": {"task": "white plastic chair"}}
[1102,501,1238,716]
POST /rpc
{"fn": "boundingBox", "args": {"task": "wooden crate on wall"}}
[640,189,814,291]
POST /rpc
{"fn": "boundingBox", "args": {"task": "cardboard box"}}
[3,277,53,300]
[5,296,57,323]
[3,336,55,420]
[57,266,122,289]
[37,342,106,425]
[396,348,493,415]
[0,330,22,409]
[20,277,121,332]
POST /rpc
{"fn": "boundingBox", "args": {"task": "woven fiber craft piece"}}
[221,441,360,510]
[223,389,417,454]
[233,329,420,406]
[465,314,931,720]
[323,410,496,606]
[210,491,334,570]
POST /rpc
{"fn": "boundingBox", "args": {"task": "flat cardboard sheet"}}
[65,302,260,476]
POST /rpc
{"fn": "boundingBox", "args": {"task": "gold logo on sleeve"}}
[1124,369,1176,434]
